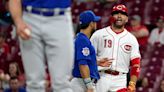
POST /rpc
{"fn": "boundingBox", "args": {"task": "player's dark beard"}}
[90,28,96,37]
[114,24,124,29]
[113,21,125,29]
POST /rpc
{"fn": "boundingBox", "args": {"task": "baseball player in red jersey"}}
[90,4,141,92]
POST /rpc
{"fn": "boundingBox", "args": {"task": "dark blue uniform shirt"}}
[72,33,100,80]
[22,0,71,8]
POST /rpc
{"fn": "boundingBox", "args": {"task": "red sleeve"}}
[130,58,140,66]
[130,58,140,78]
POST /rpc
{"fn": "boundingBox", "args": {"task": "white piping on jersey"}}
[105,26,128,71]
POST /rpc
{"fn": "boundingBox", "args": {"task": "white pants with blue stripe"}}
[20,9,74,92]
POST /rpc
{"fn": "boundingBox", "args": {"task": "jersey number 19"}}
[104,39,112,48]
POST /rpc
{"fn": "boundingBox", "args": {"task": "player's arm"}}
[131,28,149,38]
[79,63,90,79]
[9,0,22,25]
[128,58,140,92]
[9,0,31,40]
[128,36,141,92]
[79,60,94,91]
[97,58,113,67]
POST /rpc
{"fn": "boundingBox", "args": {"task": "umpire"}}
[71,10,100,92]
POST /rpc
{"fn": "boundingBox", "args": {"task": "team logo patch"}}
[82,47,90,56]
[121,43,132,53]
[124,45,132,51]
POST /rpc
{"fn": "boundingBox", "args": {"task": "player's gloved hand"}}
[127,81,136,92]
[15,19,31,40]
[97,58,113,67]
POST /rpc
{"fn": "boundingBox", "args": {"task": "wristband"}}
[83,78,92,84]
[83,78,94,89]
[129,81,136,87]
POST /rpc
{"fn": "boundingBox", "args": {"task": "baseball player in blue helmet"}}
[71,10,101,92]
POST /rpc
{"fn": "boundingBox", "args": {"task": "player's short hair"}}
[79,24,90,29]
[75,24,90,34]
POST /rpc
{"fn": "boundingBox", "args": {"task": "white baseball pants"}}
[96,72,127,92]
[20,10,74,92]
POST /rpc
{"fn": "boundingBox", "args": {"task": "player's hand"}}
[97,58,113,67]
[86,88,94,92]
[15,19,31,40]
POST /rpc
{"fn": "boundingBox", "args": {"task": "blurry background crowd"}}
[0,0,164,92]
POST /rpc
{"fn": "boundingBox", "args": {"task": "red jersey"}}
[0,43,10,72]
[127,25,149,47]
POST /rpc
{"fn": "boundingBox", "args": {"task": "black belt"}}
[103,70,126,75]
[23,6,70,16]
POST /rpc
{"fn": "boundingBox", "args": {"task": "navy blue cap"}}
[79,10,101,25]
